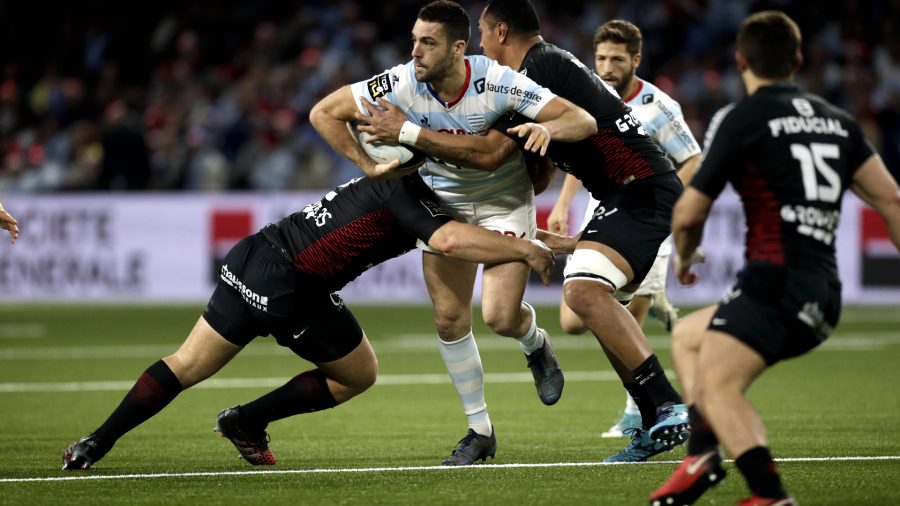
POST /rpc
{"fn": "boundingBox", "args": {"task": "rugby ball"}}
[357,131,426,169]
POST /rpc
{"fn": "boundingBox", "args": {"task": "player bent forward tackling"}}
[61,175,573,469]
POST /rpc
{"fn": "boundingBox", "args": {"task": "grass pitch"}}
[0,304,898,505]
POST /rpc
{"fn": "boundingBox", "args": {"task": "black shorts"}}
[203,234,363,363]
[709,263,842,365]
[580,171,682,285]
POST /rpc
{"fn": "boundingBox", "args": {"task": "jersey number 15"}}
[790,142,840,203]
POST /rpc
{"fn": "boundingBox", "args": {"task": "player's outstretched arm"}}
[536,229,578,255]
[356,98,519,171]
[547,174,584,235]
[671,187,713,285]
[508,96,597,156]
[851,153,900,251]
[427,221,556,285]
[0,200,18,244]
[310,86,401,178]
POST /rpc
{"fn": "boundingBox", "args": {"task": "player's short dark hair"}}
[418,0,471,45]
[594,20,642,55]
[483,0,541,37]
[737,10,802,79]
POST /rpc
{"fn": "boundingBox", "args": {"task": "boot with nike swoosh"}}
[649,450,726,505]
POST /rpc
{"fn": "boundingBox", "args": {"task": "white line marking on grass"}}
[2,456,898,483]
[0,370,624,393]
[2,332,897,361]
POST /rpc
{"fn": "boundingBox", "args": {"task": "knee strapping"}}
[563,249,628,292]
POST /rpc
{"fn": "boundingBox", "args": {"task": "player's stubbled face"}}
[411,20,454,83]
[595,42,636,96]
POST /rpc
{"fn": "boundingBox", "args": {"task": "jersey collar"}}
[426,59,471,109]
[622,78,644,103]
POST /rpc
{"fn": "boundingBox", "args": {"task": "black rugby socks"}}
[623,381,658,430]
[686,405,719,455]
[239,369,338,429]
[93,360,184,448]
[632,354,683,409]
[735,446,788,499]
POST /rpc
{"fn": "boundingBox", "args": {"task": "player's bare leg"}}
[564,242,687,458]
[482,260,563,405]
[423,251,495,465]
[671,305,719,405]
[63,317,241,469]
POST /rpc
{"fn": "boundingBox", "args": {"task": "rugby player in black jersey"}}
[649,11,900,506]
[61,175,572,470]
[358,0,690,463]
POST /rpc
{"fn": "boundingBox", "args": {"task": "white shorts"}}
[577,196,671,295]
[417,187,536,252]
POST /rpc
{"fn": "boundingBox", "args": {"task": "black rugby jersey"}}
[493,41,673,195]
[692,83,875,277]
[262,175,451,291]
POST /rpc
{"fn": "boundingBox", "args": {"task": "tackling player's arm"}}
[547,174,584,235]
[427,221,556,285]
[850,153,900,250]
[675,154,701,187]
[357,95,596,169]
[0,199,18,244]
[310,86,401,178]
[671,187,712,286]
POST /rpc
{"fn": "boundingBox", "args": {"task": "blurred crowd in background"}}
[1,0,898,193]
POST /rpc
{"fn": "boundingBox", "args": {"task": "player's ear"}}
[497,21,508,44]
[633,52,642,68]
[735,50,748,72]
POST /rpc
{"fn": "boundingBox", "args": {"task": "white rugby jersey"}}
[580,78,700,258]
[350,55,556,201]
[622,78,700,163]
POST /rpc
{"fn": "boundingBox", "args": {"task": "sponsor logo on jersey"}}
[367,73,392,100]
[767,116,848,138]
[474,77,485,94]
[485,82,543,103]
[220,264,268,311]
[420,199,449,218]
[642,93,654,104]
[302,201,333,227]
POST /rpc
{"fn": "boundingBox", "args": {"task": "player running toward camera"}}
[649,11,900,506]
[311,0,596,466]
[547,19,701,442]
[359,0,692,464]
[62,174,573,470]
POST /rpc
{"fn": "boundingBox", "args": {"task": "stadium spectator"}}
[61,173,569,470]
[0,1,897,192]
[546,18,702,459]
[312,0,595,466]
[650,11,900,505]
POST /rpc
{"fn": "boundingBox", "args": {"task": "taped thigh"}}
[563,248,628,292]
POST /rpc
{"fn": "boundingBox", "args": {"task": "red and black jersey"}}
[261,175,452,292]
[692,82,875,277]
[492,41,674,195]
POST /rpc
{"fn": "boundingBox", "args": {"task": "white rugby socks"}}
[517,301,546,355]
[439,331,492,436]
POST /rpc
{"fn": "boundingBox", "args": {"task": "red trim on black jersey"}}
[589,129,657,185]
[292,209,398,278]
[737,162,785,265]
[622,79,644,104]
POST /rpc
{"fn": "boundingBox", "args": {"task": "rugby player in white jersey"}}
[547,20,702,443]
[310,0,596,465]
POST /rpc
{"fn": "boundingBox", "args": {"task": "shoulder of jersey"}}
[628,78,675,108]
[366,62,420,101]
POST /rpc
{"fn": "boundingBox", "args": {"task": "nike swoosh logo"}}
[293,328,308,339]
[686,451,716,475]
